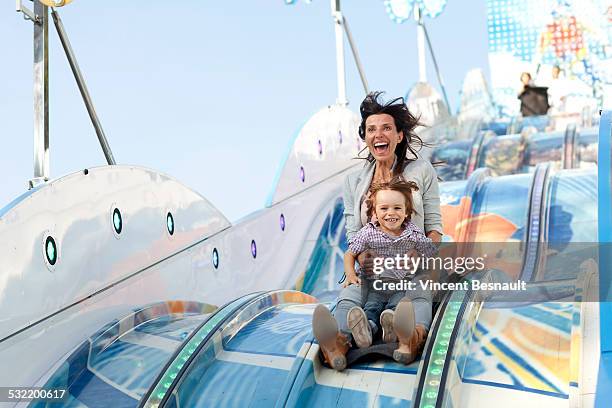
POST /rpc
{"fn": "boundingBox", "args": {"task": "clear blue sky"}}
[0,1,489,221]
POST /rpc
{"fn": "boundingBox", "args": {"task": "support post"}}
[51,9,116,165]
[422,22,451,112]
[331,0,347,106]
[31,0,49,188]
[342,16,369,95]
[414,5,426,83]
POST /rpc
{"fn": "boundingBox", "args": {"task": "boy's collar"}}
[368,219,409,231]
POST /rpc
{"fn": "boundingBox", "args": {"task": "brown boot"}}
[312,304,350,371]
[392,299,428,364]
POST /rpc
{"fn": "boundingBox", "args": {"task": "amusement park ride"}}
[1,0,612,407]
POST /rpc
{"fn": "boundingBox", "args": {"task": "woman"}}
[312,92,443,371]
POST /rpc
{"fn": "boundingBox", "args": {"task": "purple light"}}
[251,240,257,258]
[318,140,323,155]
[280,214,286,231]
[338,130,343,144]
[299,166,305,183]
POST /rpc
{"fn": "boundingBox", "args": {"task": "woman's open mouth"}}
[373,142,389,155]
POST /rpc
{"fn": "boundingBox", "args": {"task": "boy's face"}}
[374,190,407,232]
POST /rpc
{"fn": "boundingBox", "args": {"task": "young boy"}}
[343,177,436,356]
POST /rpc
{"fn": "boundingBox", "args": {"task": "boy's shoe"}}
[392,298,424,364]
[380,309,397,343]
[312,304,350,371]
[347,306,372,348]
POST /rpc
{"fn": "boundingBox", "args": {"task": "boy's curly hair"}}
[366,176,419,220]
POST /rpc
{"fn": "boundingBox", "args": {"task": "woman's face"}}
[521,73,531,84]
[364,113,403,162]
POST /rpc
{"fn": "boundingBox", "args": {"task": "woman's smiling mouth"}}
[373,142,389,154]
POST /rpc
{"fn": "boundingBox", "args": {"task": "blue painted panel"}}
[596,352,612,407]
[224,304,313,356]
[597,110,612,404]
[169,360,288,407]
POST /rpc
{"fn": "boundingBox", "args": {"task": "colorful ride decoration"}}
[486,0,612,115]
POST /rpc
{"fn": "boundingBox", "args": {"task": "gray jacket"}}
[343,157,443,241]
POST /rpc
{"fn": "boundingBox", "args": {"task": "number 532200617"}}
[2,387,67,402]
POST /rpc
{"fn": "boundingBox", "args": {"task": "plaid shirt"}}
[348,221,437,280]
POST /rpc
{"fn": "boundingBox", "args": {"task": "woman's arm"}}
[343,175,360,241]
[421,161,444,237]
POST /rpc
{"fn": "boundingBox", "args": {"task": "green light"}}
[167,212,175,235]
[434,359,445,365]
[431,368,442,375]
[112,208,122,234]
[45,237,57,265]
[47,242,55,258]
[157,392,165,399]
[423,405,435,408]
[47,242,55,259]
[441,331,451,338]
[439,340,449,346]
[426,391,437,399]
[163,382,171,389]
[436,348,446,355]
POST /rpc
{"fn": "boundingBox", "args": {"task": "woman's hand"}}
[342,272,361,287]
[357,249,378,276]
[427,230,442,243]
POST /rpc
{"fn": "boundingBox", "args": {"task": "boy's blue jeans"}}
[363,289,406,330]
[333,277,432,342]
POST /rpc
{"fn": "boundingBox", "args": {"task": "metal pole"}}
[331,0,348,106]
[342,16,369,95]
[414,5,427,83]
[31,0,49,187]
[422,22,451,112]
[51,9,116,165]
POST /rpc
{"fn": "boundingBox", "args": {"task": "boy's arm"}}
[343,251,362,287]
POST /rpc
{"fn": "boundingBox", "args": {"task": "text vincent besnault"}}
[372,279,528,291]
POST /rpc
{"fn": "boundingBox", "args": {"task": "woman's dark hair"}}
[366,176,419,221]
[359,91,424,175]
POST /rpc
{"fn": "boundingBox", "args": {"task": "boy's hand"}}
[357,250,378,276]
[342,273,361,288]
